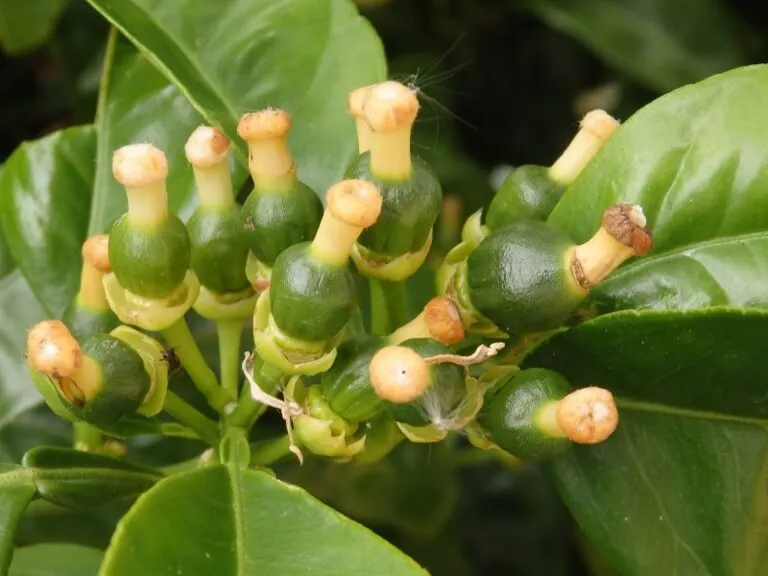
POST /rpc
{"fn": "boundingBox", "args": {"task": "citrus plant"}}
[0,1,766,575]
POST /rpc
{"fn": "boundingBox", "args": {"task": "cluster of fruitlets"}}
[25,79,653,466]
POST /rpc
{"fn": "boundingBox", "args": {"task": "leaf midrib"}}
[618,397,768,427]
[84,0,247,163]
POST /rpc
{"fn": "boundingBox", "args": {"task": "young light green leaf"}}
[522,308,768,575]
[100,465,428,575]
[84,0,387,198]
[0,0,68,55]
[0,126,95,317]
[548,65,768,313]
[9,543,103,576]
[0,465,37,574]
[525,0,747,92]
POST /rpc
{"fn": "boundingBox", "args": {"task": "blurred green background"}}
[0,0,765,574]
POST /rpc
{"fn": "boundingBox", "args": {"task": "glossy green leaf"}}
[548,65,768,313]
[0,165,15,280]
[84,0,387,198]
[0,273,47,429]
[0,465,37,574]
[522,308,768,576]
[9,543,103,576]
[0,126,95,317]
[101,465,427,575]
[22,446,163,509]
[89,30,205,233]
[525,0,747,92]
[0,407,71,464]
[0,0,67,55]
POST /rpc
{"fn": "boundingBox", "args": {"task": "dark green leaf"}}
[548,65,768,313]
[100,465,427,575]
[0,407,71,464]
[0,0,67,55]
[0,126,95,317]
[522,308,768,575]
[22,446,162,509]
[84,0,387,198]
[9,543,103,576]
[89,30,205,234]
[0,273,47,429]
[0,466,37,574]
[0,165,15,280]
[525,0,748,92]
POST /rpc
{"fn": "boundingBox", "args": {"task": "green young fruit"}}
[26,320,152,427]
[345,81,442,281]
[477,369,619,461]
[347,152,441,259]
[109,215,190,299]
[240,184,323,267]
[466,204,652,336]
[484,165,564,230]
[478,368,572,460]
[269,242,359,342]
[187,209,249,293]
[108,143,191,299]
[320,335,388,423]
[484,110,620,230]
[237,108,323,269]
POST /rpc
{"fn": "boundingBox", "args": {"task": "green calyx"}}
[484,165,564,230]
[193,284,258,321]
[351,231,432,281]
[240,181,323,267]
[252,289,341,375]
[319,335,388,423]
[466,220,582,337]
[187,205,250,294]
[290,380,366,459]
[385,338,468,428]
[103,270,200,332]
[245,251,272,291]
[108,213,191,299]
[396,375,486,444]
[109,325,169,417]
[477,368,572,461]
[346,152,442,262]
[435,239,506,339]
[269,242,359,343]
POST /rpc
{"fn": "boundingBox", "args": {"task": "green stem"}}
[370,278,408,335]
[161,318,233,413]
[73,422,103,452]
[217,319,243,398]
[228,357,284,428]
[250,435,292,467]
[163,391,221,446]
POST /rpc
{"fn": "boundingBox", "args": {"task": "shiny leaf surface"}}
[548,65,768,313]
[89,30,204,234]
[525,0,747,92]
[0,273,47,428]
[523,308,768,575]
[9,543,103,576]
[0,126,95,317]
[84,0,387,198]
[101,465,427,575]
